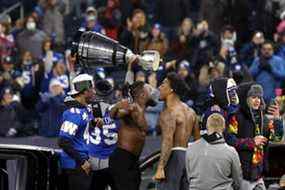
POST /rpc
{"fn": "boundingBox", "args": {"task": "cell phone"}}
[270,99,277,107]
[92,102,103,118]
[267,99,276,115]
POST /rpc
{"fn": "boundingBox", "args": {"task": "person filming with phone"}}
[225,82,284,190]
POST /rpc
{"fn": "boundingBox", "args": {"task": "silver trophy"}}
[71,31,160,71]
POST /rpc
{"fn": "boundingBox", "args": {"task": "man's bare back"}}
[160,102,199,148]
[159,101,199,153]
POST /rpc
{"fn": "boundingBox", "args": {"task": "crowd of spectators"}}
[0,0,285,139]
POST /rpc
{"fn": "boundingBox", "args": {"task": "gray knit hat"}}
[247,84,263,98]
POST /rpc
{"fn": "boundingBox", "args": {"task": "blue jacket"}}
[276,44,285,60]
[239,42,260,67]
[36,94,66,137]
[249,55,285,102]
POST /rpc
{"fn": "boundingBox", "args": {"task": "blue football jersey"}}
[87,111,120,159]
[21,64,35,97]
[59,106,94,169]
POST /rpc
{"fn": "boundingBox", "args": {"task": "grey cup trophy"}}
[71,31,160,71]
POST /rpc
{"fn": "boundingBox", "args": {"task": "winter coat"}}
[43,7,64,44]
[36,94,66,137]
[16,29,47,59]
[239,42,260,67]
[0,102,24,136]
[191,31,219,71]
[249,55,285,103]
[276,44,285,60]
[225,82,284,181]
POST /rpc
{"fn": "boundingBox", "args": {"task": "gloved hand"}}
[40,92,52,102]
[259,58,272,72]
[6,128,17,137]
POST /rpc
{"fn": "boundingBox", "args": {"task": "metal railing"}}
[0,2,24,21]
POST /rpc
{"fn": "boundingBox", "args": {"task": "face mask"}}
[23,60,32,65]
[222,38,235,49]
[87,15,96,22]
[226,78,239,106]
[26,22,36,31]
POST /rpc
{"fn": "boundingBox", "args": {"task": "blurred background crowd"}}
[0,0,285,139]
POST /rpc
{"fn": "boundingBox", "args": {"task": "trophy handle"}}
[139,50,160,71]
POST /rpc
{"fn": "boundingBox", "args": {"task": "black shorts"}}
[60,168,92,190]
[90,168,116,190]
[109,147,140,190]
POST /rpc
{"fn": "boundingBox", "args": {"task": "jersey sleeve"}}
[58,108,88,166]
[59,108,83,138]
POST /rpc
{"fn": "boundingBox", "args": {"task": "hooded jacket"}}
[225,82,284,181]
[201,77,238,131]
[209,77,232,110]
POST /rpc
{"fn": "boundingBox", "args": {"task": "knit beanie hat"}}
[247,84,263,98]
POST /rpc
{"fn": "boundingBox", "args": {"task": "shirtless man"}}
[109,81,158,190]
[154,72,200,190]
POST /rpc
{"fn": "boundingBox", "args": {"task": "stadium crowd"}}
[0,0,284,137]
[1,0,285,189]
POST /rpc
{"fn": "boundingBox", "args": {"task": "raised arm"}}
[109,99,130,119]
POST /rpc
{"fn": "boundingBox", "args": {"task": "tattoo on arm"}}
[158,111,176,168]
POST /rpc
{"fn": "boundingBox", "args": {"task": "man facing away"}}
[153,72,200,190]
[186,113,242,190]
